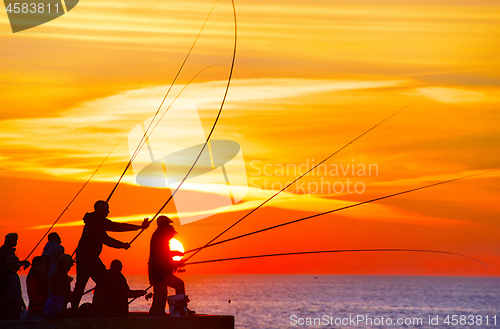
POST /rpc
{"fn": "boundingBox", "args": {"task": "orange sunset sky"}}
[0,0,499,277]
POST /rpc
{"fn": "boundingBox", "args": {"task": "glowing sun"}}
[169,238,184,261]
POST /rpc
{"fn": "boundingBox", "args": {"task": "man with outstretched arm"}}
[71,200,150,316]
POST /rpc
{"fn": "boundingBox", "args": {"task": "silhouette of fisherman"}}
[0,255,26,320]
[148,215,193,316]
[71,200,150,315]
[26,255,50,319]
[93,259,147,317]
[0,233,30,272]
[44,254,74,319]
[42,232,65,278]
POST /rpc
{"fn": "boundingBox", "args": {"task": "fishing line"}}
[128,0,237,246]
[106,0,220,203]
[184,102,416,261]
[185,168,499,254]
[185,249,488,268]
[24,141,120,261]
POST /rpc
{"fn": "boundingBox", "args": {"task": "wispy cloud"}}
[371,169,500,188]
[0,78,407,180]
[414,87,495,104]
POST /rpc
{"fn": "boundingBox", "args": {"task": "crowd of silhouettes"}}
[0,200,192,320]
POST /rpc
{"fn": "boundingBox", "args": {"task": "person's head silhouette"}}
[110,259,123,272]
[94,200,110,217]
[48,232,61,244]
[4,233,18,248]
[157,215,173,227]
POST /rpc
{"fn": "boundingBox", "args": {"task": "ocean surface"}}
[20,274,500,328]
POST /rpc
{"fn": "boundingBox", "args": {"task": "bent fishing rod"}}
[127,0,238,246]
[128,247,487,305]
[78,64,230,294]
[80,3,236,288]
[184,101,416,262]
[106,0,220,203]
[24,141,120,262]
[185,168,499,254]
[185,249,488,268]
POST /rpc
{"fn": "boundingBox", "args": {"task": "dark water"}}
[20,274,500,328]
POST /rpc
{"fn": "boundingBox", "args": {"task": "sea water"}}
[20,274,500,328]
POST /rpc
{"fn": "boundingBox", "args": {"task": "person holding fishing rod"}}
[71,200,151,316]
[148,215,194,317]
[0,233,31,272]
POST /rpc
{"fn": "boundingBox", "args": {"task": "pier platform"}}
[0,313,235,329]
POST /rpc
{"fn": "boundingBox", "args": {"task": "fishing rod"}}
[184,102,416,262]
[185,249,488,268]
[127,0,238,246]
[106,0,220,203]
[24,141,120,261]
[185,168,499,254]
[128,285,153,305]
[78,64,229,296]
[127,246,487,305]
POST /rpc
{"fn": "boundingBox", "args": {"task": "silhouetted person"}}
[0,255,26,320]
[71,200,150,315]
[42,232,65,278]
[26,256,50,319]
[44,254,74,319]
[93,259,146,317]
[148,216,191,316]
[0,233,30,272]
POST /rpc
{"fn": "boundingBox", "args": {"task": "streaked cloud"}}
[371,169,500,188]
[26,180,472,230]
[414,87,494,104]
[0,78,407,180]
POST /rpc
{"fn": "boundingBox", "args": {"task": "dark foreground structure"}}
[0,313,234,329]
